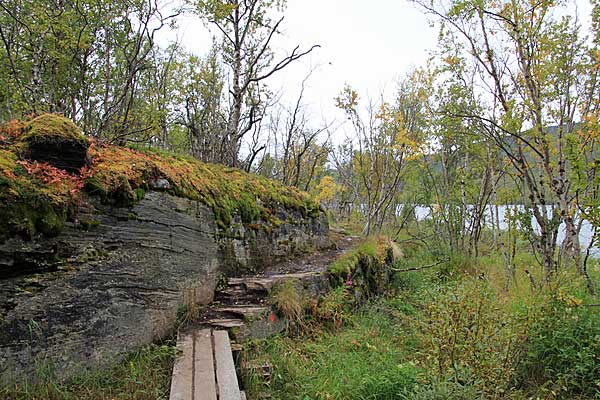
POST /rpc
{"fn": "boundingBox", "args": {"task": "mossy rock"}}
[0,198,67,242]
[329,236,396,302]
[20,114,88,144]
[19,114,90,173]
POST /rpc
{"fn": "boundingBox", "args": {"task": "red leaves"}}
[17,159,86,197]
[0,119,25,140]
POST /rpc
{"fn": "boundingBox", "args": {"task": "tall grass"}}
[242,237,600,400]
[243,301,420,400]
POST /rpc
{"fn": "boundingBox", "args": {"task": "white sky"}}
[166,0,438,127]
[164,0,593,133]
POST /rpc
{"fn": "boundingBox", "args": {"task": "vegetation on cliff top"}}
[19,114,89,147]
[0,114,321,241]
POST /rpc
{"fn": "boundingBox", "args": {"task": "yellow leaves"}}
[315,175,338,204]
[375,102,394,122]
[394,128,423,159]
[556,290,583,308]
[334,85,359,112]
[443,55,460,66]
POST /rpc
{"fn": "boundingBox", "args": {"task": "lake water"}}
[408,205,599,257]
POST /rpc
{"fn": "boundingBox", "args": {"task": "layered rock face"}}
[0,191,328,382]
[0,114,328,382]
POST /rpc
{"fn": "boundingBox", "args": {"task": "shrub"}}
[516,292,600,398]
[312,287,352,330]
[416,279,522,397]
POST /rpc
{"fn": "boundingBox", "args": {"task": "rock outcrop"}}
[19,114,90,172]
[0,191,328,383]
[0,114,329,383]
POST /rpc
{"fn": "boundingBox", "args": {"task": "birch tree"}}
[414,0,599,284]
[194,0,319,166]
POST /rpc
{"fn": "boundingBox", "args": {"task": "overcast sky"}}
[165,0,593,132]
[166,0,438,127]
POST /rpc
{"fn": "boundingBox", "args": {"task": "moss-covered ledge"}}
[0,114,322,242]
[0,115,329,383]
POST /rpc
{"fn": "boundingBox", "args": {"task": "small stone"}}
[149,178,172,191]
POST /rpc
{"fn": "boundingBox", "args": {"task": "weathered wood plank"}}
[169,332,194,400]
[194,329,217,400]
[216,306,269,319]
[214,330,242,400]
[208,318,244,329]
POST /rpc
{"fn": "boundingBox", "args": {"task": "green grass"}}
[243,241,600,400]
[0,341,176,400]
[243,299,420,400]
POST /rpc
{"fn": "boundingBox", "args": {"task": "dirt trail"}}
[254,231,361,276]
[192,231,361,335]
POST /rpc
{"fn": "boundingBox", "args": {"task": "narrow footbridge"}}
[169,328,245,400]
[169,234,360,399]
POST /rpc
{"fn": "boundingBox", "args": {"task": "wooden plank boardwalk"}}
[169,329,243,400]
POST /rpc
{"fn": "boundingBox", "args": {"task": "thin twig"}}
[391,259,449,273]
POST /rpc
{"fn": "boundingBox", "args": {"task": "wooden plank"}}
[169,332,194,400]
[194,329,217,400]
[217,306,269,319]
[208,318,245,328]
[213,330,242,400]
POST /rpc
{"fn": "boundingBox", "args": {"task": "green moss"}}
[0,150,71,241]
[85,144,321,229]
[133,188,145,202]
[0,117,321,243]
[78,219,101,231]
[329,236,395,300]
[19,114,88,146]
[35,205,66,236]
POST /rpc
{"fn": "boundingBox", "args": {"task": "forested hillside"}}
[1,0,600,399]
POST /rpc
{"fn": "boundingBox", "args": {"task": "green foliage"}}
[0,0,179,144]
[416,279,523,398]
[243,302,420,400]
[435,253,477,282]
[251,233,600,400]
[517,293,600,398]
[309,287,352,330]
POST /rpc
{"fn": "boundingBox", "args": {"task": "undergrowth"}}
[0,341,177,400]
[243,301,420,400]
[243,237,600,400]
